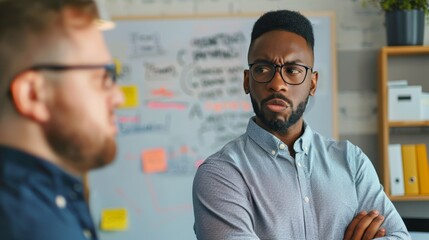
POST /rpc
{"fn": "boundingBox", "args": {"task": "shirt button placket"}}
[304,196,310,203]
[299,150,315,239]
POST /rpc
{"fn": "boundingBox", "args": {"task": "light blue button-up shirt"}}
[193,118,410,240]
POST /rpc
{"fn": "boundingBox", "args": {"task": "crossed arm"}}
[193,145,410,239]
[344,210,386,240]
[193,161,391,240]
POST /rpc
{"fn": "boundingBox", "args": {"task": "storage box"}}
[388,85,422,121]
[421,93,429,120]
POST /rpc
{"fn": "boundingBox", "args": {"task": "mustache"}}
[260,93,293,106]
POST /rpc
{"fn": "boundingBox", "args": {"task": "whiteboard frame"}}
[86,11,338,199]
[109,11,338,139]
[87,12,338,239]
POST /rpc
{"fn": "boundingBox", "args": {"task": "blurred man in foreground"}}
[0,1,124,239]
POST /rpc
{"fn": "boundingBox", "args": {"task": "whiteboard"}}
[89,13,337,240]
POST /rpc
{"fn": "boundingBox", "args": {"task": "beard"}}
[250,93,309,135]
[43,113,117,174]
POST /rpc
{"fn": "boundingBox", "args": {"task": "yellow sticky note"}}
[113,58,122,76]
[120,85,139,108]
[101,208,128,231]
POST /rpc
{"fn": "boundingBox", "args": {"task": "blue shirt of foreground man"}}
[193,10,410,240]
[0,0,124,239]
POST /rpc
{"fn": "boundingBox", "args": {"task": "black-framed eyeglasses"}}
[6,63,118,100]
[29,63,118,85]
[248,61,313,85]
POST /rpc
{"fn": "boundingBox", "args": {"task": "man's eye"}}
[254,65,272,74]
[285,66,304,75]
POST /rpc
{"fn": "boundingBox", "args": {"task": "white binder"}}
[388,144,405,196]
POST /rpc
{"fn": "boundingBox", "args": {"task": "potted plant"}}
[362,0,429,46]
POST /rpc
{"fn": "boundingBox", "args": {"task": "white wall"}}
[105,0,429,51]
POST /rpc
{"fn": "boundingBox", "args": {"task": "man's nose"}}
[267,68,288,92]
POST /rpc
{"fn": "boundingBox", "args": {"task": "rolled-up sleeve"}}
[192,160,259,240]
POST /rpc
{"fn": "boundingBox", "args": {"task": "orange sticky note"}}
[142,148,167,173]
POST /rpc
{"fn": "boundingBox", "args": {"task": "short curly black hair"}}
[249,9,314,53]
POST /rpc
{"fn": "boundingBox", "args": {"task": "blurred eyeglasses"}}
[30,63,117,88]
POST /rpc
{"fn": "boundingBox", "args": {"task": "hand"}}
[343,210,386,240]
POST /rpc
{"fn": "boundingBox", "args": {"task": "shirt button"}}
[55,195,67,209]
[279,144,286,150]
[304,196,310,203]
[297,162,302,168]
[271,150,276,155]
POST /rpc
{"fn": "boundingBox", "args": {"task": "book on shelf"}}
[416,144,429,195]
[388,144,405,196]
[401,144,420,195]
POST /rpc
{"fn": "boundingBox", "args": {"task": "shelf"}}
[389,195,429,202]
[389,121,429,128]
[381,46,429,56]
[379,46,429,202]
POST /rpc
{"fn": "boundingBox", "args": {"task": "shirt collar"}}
[293,121,313,153]
[246,117,281,156]
[0,145,83,193]
[246,117,314,155]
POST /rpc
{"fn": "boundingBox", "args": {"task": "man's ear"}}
[243,69,250,94]
[309,71,318,96]
[10,71,51,122]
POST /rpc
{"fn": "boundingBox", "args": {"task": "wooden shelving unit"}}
[389,121,429,128]
[378,46,429,201]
